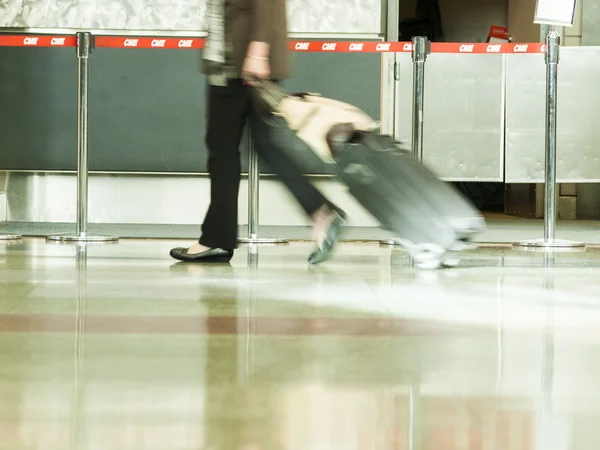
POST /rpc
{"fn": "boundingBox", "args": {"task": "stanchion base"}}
[0,234,22,240]
[380,239,402,246]
[238,237,289,245]
[47,233,119,243]
[513,238,585,249]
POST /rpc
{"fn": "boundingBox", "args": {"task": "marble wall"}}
[0,0,381,34]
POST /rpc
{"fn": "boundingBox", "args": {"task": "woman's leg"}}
[249,111,328,218]
[249,97,346,264]
[170,80,250,261]
[198,80,250,250]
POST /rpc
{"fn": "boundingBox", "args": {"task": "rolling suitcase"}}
[332,129,484,268]
[250,80,485,269]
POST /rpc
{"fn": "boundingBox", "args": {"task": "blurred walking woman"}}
[170,0,346,264]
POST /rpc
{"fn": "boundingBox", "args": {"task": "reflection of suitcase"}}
[333,132,485,269]
[251,81,485,268]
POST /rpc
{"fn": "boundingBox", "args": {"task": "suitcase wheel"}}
[407,243,446,270]
[440,239,477,268]
[415,258,443,270]
[416,252,463,270]
[441,256,461,268]
[410,243,468,269]
[449,238,477,252]
[390,240,470,270]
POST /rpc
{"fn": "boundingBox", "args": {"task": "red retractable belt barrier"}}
[289,41,545,54]
[94,36,205,49]
[429,42,545,54]
[0,34,545,54]
[290,41,408,53]
[0,35,76,47]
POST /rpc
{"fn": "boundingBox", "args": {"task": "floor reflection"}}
[0,239,599,449]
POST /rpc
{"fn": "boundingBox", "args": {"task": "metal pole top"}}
[545,30,560,65]
[411,36,429,63]
[77,32,92,58]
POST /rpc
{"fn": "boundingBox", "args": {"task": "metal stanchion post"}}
[238,127,288,245]
[514,29,584,250]
[381,36,428,247]
[48,32,118,243]
[411,36,428,162]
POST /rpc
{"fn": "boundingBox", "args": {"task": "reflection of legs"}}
[249,109,346,264]
[201,286,280,450]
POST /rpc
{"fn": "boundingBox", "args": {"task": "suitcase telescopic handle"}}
[290,92,322,99]
[244,75,263,87]
[245,76,320,100]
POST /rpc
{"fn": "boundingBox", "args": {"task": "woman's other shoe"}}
[308,208,347,265]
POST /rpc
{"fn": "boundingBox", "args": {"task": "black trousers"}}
[199,79,329,250]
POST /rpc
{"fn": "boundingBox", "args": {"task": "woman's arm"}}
[248,0,273,48]
[242,0,273,79]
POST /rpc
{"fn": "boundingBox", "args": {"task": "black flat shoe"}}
[308,208,347,265]
[169,247,233,263]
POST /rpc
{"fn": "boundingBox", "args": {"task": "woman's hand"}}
[242,41,271,80]
[242,56,271,80]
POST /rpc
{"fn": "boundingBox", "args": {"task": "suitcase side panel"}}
[359,134,485,235]
[335,141,459,250]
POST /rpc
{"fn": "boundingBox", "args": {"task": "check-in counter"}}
[396,51,505,182]
[505,47,600,183]
[0,43,382,176]
[0,0,389,227]
[397,44,600,185]
[2,0,600,227]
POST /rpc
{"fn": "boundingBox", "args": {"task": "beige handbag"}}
[250,80,378,163]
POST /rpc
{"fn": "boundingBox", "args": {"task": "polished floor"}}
[1,238,600,449]
[4,216,600,243]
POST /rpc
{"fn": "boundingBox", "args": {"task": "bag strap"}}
[290,92,322,99]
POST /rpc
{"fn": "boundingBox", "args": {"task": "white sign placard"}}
[534,0,577,26]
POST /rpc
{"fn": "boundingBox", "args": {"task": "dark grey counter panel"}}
[0,47,381,174]
[0,47,78,170]
[88,48,207,174]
